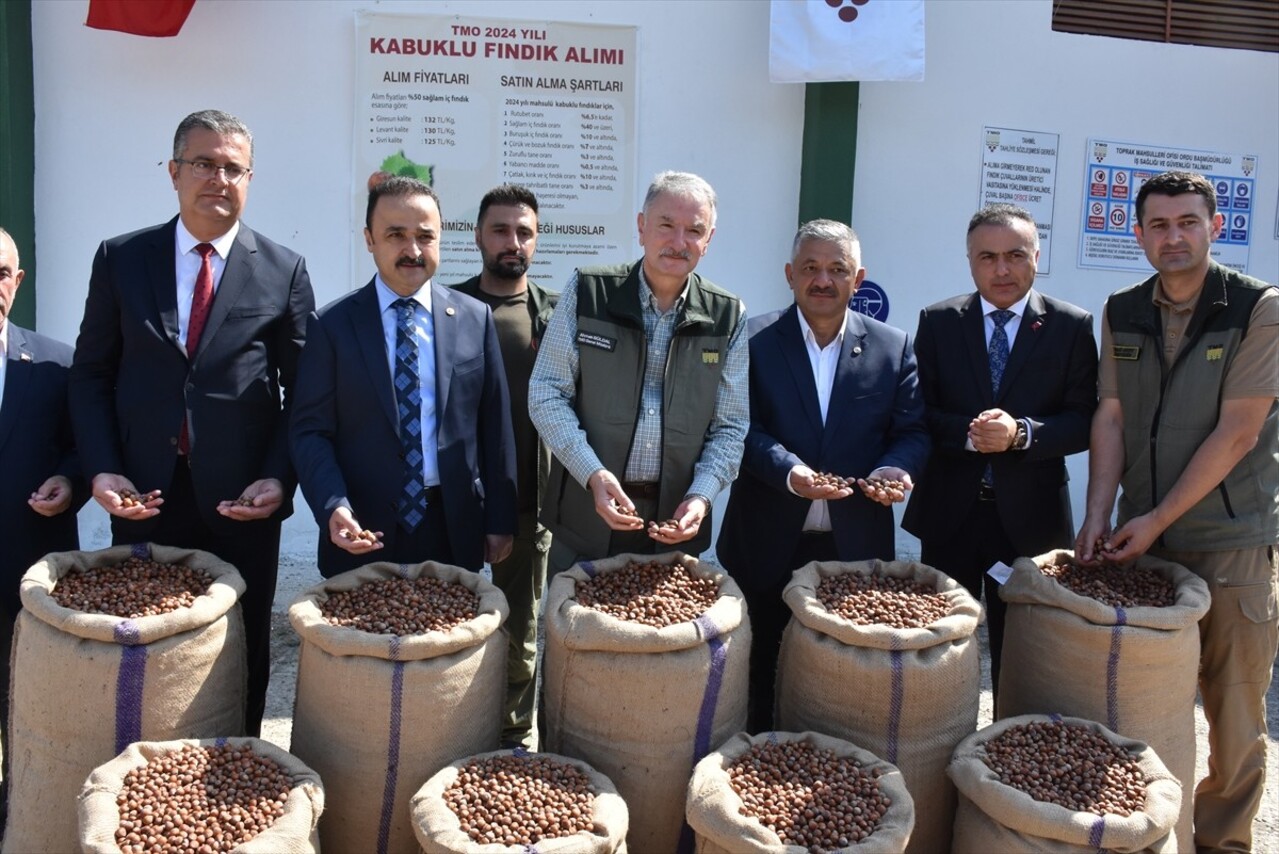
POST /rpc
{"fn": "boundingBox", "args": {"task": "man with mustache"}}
[452,185,558,748]
[1076,171,1277,853]
[70,110,315,735]
[529,171,748,571]
[716,219,930,731]
[291,176,517,577]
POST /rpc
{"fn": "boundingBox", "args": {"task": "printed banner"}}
[1079,138,1257,274]
[354,11,638,288]
[769,0,924,83]
[979,127,1060,275]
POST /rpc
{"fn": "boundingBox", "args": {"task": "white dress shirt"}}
[174,219,239,350]
[374,275,440,487]
[0,321,9,409]
[790,309,847,532]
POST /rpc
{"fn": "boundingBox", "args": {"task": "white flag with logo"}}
[770,0,925,83]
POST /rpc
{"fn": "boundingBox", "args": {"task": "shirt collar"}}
[637,264,688,315]
[979,290,1032,318]
[796,306,847,349]
[1152,277,1202,314]
[176,218,239,259]
[375,274,433,315]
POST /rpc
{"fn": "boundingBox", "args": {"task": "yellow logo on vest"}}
[1206,345,1224,361]
[1111,345,1140,361]
[701,350,720,365]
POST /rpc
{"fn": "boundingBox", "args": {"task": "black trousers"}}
[919,498,1016,702]
[111,460,281,736]
[737,531,837,734]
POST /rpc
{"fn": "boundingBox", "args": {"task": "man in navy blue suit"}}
[0,226,84,819]
[717,219,930,732]
[70,110,315,735]
[290,177,517,576]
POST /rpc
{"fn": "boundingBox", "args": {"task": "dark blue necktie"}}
[393,298,427,531]
[983,309,1015,487]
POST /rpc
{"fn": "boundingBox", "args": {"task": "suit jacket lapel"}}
[351,280,399,432]
[821,310,867,455]
[149,218,181,352]
[0,326,32,454]
[997,291,1046,403]
[432,283,456,415]
[961,294,995,407]
[776,305,824,438]
[194,225,258,362]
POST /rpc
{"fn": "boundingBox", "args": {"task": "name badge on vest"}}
[1111,344,1140,360]
[1205,345,1224,361]
[702,349,720,365]
[577,331,617,352]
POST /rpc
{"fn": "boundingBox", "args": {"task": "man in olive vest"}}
[529,171,748,572]
[1076,171,1278,854]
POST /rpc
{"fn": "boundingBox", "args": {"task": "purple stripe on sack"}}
[216,736,228,748]
[885,646,905,764]
[114,623,147,753]
[1049,712,1063,723]
[130,542,150,560]
[579,560,597,579]
[397,563,410,578]
[1088,815,1107,850]
[1106,608,1127,731]
[680,614,729,854]
[376,640,406,854]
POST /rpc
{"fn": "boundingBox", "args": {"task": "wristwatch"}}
[1011,420,1029,451]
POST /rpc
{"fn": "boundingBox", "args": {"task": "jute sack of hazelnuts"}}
[774,559,981,854]
[411,748,629,853]
[288,560,508,854]
[996,550,1210,849]
[948,714,1182,853]
[4,543,247,854]
[543,551,750,854]
[78,736,325,852]
[685,730,916,853]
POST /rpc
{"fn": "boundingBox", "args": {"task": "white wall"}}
[851,0,1279,553]
[31,0,804,342]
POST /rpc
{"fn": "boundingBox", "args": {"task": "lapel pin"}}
[1031,319,1044,331]
[20,352,33,361]
[445,306,455,316]
[852,345,862,355]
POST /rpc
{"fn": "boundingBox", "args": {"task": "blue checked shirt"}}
[529,265,749,504]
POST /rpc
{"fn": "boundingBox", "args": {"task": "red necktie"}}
[179,243,215,454]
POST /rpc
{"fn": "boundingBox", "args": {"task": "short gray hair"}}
[791,219,861,268]
[642,171,717,227]
[967,204,1039,249]
[173,109,254,165]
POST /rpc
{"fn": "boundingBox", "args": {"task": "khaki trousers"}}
[489,510,551,747]
[1152,544,1278,854]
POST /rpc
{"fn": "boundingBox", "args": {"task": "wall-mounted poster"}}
[979,127,1060,274]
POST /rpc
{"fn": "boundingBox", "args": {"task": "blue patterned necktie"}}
[983,309,1015,487]
[393,298,427,531]
[988,309,1014,393]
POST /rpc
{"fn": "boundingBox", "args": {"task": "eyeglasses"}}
[174,158,252,184]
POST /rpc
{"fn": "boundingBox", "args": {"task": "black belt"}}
[622,481,660,500]
[977,483,997,502]
[422,485,442,502]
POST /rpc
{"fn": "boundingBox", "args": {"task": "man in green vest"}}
[1076,170,1278,854]
[529,171,748,572]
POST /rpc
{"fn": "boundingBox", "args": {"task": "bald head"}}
[0,228,25,330]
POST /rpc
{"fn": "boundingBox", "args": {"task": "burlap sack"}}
[411,748,629,853]
[288,560,508,854]
[4,543,246,854]
[997,550,1210,849]
[78,736,324,852]
[948,714,1182,853]
[775,559,981,854]
[543,551,750,854]
[685,730,915,853]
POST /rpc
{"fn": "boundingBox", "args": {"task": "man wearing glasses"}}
[70,109,315,736]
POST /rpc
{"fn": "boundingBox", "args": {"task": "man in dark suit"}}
[0,226,84,820]
[717,219,931,732]
[69,110,315,735]
[903,203,1097,695]
[290,177,517,577]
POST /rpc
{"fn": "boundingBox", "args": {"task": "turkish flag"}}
[86,0,197,37]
